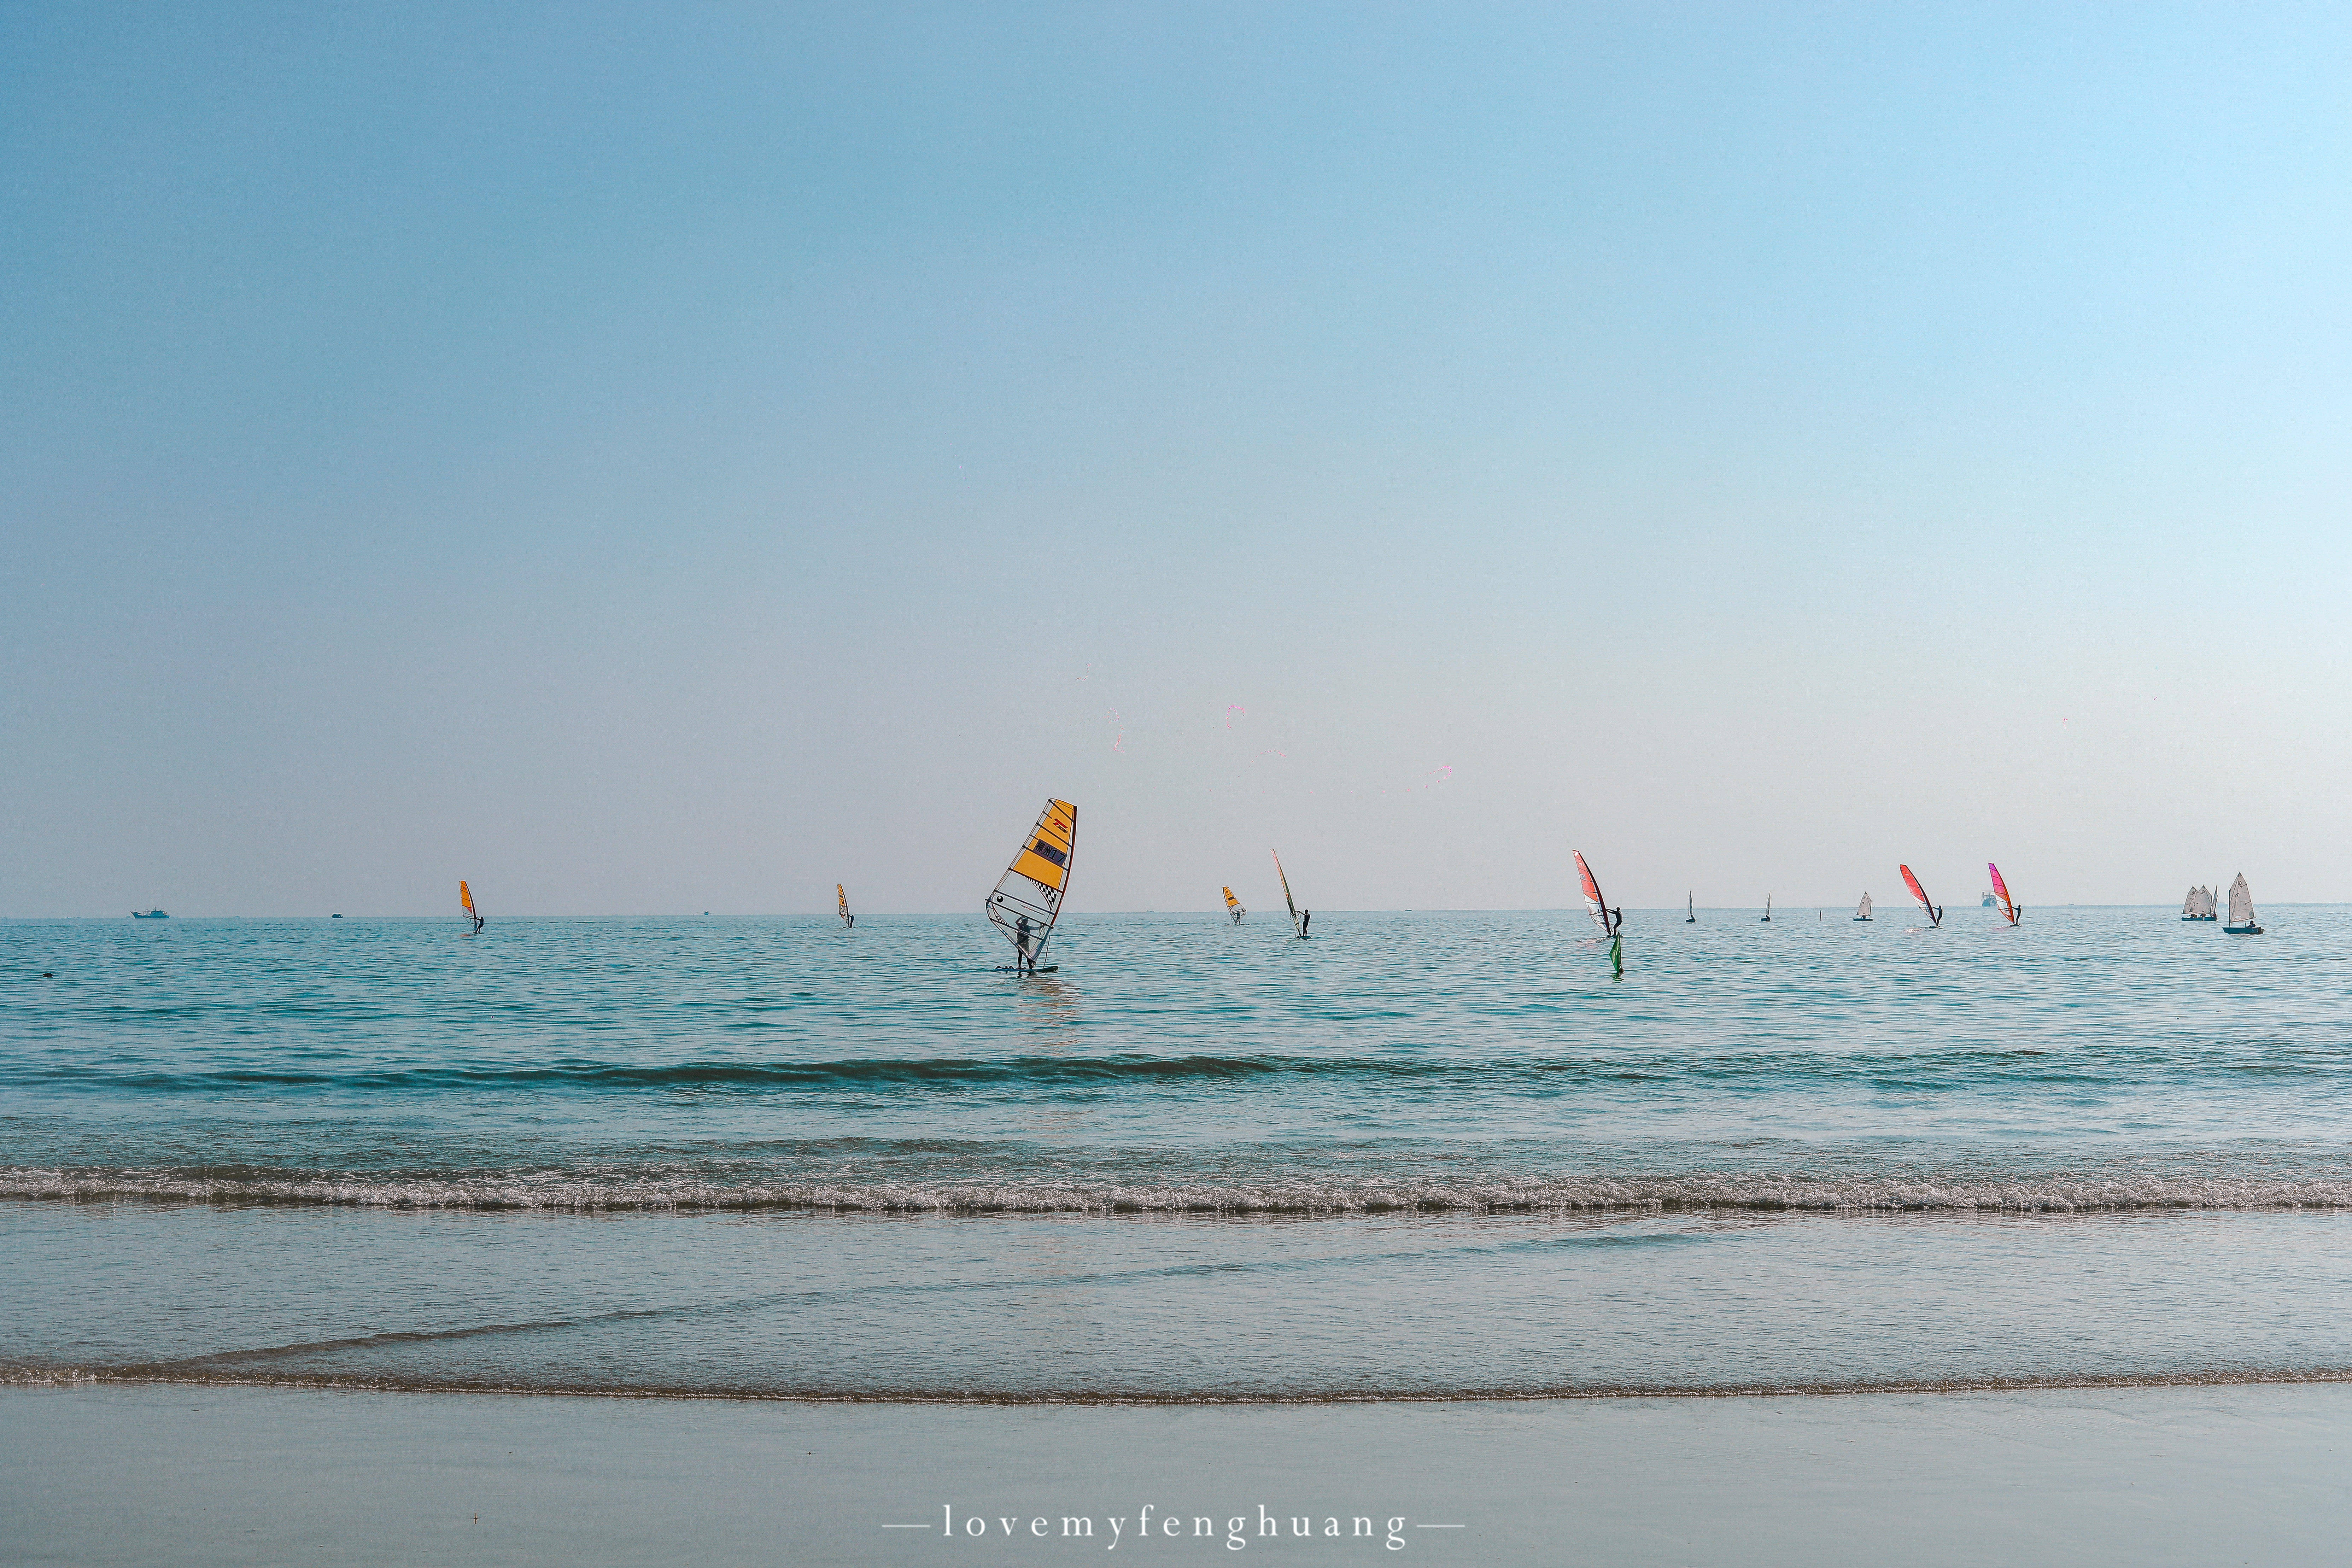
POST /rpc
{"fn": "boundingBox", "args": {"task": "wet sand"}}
[5,1381,2349,1566]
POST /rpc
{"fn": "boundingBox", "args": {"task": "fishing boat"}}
[1761,893,1772,923]
[130,909,168,919]
[1271,852,1309,938]
[1223,887,1246,924]
[1900,865,1942,928]
[459,880,483,932]
[1854,893,1873,922]
[2223,873,2263,935]
[2181,886,2216,921]
[837,885,854,929]
[987,799,1077,971]
[1989,863,2021,926]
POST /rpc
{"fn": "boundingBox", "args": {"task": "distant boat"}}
[1854,893,1873,922]
[1900,865,1943,928]
[130,909,168,919]
[1685,891,1695,923]
[330,913,343,919]
[1989,862,2021,926]
[1271,852,1309,938]
[2182,885,2216,922]
[1981,890,1996,907]
[837,884,854,929]
[988,799,1077,971]
[1223,886,1246,924]
[459,880,483,933]
[1761,892,1772,923]
[2224,873,2263,935]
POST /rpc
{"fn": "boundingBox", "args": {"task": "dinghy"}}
[1900,865,1942,928]
[987,799,1077,971]
[459,880,483,933]
[1271,852,1309,938]
[1223,887,1246,924]
[1989,863,2021,926]
[1685,892,1695,924]
[2224,873,2263,935]
[837,885,854,929]
[2181,886,2217,922]
[1854,893,1873,922]
[1761,892,1772,923]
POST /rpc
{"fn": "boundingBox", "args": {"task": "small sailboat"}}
[2181,885,2217,921]
[1989,862,2021,926]
[987,799,1077,972]
[2223,873,2263,935]
[837,885,854,929]
[1854,893,1873,922]
[1223,886,1246,924]
[1899,865,1941,928]
[1761,893,1772,923]
[1271,852,1309,938]
[1685,892,1695,924]
[459,880,483,933]
[1573,850,1623,974]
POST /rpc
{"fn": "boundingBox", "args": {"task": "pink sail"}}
[1988,862,2016,923]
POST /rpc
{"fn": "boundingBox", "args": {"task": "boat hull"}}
[2225,923,2264,935]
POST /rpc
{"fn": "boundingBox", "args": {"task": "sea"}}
[6,906,2352,1402]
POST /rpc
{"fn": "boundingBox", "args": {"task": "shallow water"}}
[6,908,2351,1396]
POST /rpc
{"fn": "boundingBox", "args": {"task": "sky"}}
[5,2,2352,916]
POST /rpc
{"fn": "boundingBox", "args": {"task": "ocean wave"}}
[12,1165,2352,1213]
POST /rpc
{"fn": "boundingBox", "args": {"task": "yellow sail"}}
[837,884,853,928]
[1223,885,1245,923]
[459,880,475,915]
[987,799,1077,965]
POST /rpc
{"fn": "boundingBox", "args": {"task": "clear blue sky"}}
[6,3,2350,915]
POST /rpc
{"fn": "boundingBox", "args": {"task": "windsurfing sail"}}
[837,884,854,929]
[1900,864,1940,927]
[1271,851,1305,937]
[1573,851,1620,936]
[987,799,1077,968]
[1223,886,1246,924]
[1989,862,2018,925]
[1856,892,1873,920]
[459,880,482,931]
[2225,873,2259,932]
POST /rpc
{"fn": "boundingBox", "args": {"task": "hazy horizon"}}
[9,4,2351,918]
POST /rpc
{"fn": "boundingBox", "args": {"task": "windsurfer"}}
[1013,913,1035,972]
[1300,909,1311,937]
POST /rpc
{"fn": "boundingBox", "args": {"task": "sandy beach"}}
[8,1381,2351,1566]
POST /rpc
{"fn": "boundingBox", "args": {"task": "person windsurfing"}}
[1013,913,1035,972]
[1300,909,1311,937]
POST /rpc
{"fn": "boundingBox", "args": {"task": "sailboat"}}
[1271,852,1309,938]
[1686,892,1695,923]
[1761,893,1772,923]
[1988,862,2021,926]
[459,880,484,933]
[2223,873,2263,935]
[2181,885,2216,922]
[1854,893,1873,922]
[1900,865,1941,928]
[986,799,1077,971]
[837,885,854,929]
[1223,887,1246,924]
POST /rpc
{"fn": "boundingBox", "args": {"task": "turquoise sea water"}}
[6,908,2352,1397]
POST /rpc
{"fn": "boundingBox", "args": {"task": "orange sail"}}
[459,880,475,915]
[1573,850,1612,934]
[1899,864,1938,926]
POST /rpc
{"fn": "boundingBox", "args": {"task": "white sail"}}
[2182,887,2198,917]
[2226,873,2254,929]
[1857,893,1872,919]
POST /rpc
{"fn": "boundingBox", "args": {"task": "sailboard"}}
[987,799,1077,971]
[837,884,854,929]
[459,880,483,933]
[1854,892,1873,922]
[1223,886,1246,924]
[2224,872,2262,935]
[1573,851,1621,938]
[1989,862,2020,925]
[1900,865,1941,928]
[1271,851,1308,938]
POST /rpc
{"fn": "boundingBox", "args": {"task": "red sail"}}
[1900,864,1931,909]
